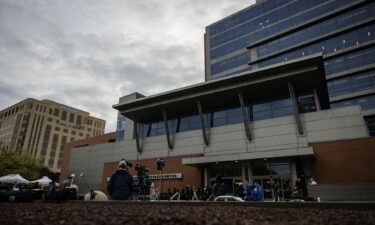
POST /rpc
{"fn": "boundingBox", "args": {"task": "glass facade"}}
[115,116,126,141]
[137,92,314,138]
[206,0,375,135]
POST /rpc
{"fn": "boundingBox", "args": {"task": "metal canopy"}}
[113,54,329,123]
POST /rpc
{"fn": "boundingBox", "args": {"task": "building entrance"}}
[207,158,294,199]
[208,176,242,195]
[252,175,292,200]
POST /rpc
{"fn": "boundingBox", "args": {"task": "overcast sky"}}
[0,0,255,133]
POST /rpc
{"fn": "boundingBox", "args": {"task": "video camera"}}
[135,164,148,176]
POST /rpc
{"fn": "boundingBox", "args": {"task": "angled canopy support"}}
[197,101,209,146]
[238,92,252,141]
[162,108,174,150]
[133,120,143,153]
[288,81,304,135]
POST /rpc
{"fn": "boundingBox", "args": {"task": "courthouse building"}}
[0,98,105,172]
[62,0,375,200]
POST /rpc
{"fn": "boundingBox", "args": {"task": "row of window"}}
[210,0,294,46]
[331,94,375,111]
[212,67,253,80]
[53,126,84,136]
[258,39,375,78]
[325,46,375,76]
[137,93,315,138]
[328,70,375,97]
[220,25,374,78]
[258,24,374,69]
[209,0,363,60]
[209,0,291,37]
[1,104,24,119]
[256,3,374,58]
[211,52,250,75]
[210,0,357,47]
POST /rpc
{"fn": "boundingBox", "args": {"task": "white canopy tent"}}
[0,174,30,183]
[31,176,52,186]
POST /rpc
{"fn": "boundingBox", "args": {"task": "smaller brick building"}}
[60,132,116,182]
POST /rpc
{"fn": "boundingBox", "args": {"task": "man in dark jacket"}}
[107,160,134,200]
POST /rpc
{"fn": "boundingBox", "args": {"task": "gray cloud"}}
[0,0,254,132]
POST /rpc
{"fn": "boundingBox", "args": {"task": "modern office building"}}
[64,55,375,200]
[0,98,106,172]
[204,0,375,136]
[62,1,375,200]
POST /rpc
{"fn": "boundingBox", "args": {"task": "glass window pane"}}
[254,111,272,121]
[213,117,227,127]
[272,107,293,117]
[253,102,271,112]
[271,98,292,108]
[351,74,372,92]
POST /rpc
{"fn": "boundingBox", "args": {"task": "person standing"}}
[252,182,264,201]
[271,179,281,202]
[170,185,181,200]
[107,160,134,200]
[243,180,253,201]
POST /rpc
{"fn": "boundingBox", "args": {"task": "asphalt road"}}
[1,202,374,225]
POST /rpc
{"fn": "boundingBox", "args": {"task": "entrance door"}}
[209,177,241,195]
[252,176,292,200]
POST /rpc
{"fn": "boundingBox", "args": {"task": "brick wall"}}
[60,132,116,182]
[102,154,202,192]
[310,137,375,184]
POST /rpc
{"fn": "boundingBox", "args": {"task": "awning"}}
[113,54,329,122]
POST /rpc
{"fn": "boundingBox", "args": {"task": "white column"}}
[241,162,246,182]
[248,161,253,182]
[291,162,298,188]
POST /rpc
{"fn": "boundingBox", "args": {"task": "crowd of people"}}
[107,159,318,201]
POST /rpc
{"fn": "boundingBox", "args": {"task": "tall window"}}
[61,111,67,121]
[53,108,59,116]
[77,115,82,124]
[69,113,75,123]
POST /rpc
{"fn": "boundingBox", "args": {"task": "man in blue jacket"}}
[107,160,134,200]
[252,182,264,201]
[244,180,253,200]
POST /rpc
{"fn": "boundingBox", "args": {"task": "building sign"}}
[106,173,183,182]
[60,105,78,113]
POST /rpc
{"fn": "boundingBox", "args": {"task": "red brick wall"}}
[310,137,375,184]
[60,132,116,182]
[102,154,202,192]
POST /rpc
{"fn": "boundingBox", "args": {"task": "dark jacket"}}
[107,169,134,200]
[250,185,263,201]
[244,184,253,200]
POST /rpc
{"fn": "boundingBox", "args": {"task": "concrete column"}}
[248,160,253,182]
[241,162,246,182]
[249,48,258,69]
[291,162,298,188]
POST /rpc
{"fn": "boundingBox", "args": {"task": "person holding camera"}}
[107,160,134,200]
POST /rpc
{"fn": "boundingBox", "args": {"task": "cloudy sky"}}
[0,0,254,133]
